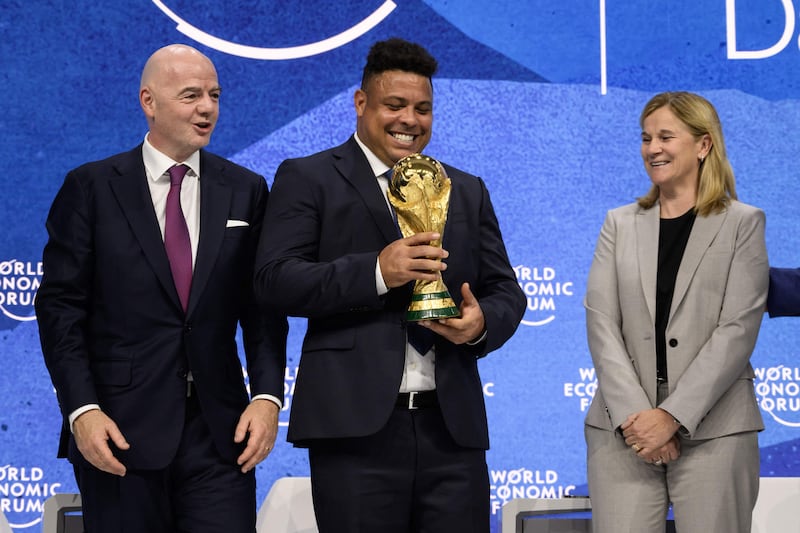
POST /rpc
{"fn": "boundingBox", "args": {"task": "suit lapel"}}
[334,137,401,243]
[189,151,232,317]
[636,205,659,325]
[108,147,183,311]
[670,208,727,320]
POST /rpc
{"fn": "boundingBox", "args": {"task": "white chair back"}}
[256,477,317,533]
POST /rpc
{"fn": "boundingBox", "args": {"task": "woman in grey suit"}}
[584,92,769,532]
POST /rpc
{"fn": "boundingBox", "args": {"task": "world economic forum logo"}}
[755,365,800,427]
[0,260,40,322]
[0,464,61,529]
[151,1,397,60]
[513,264,575,327]
[489,467,576,515]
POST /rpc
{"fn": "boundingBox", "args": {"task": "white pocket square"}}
[226,219,249,228]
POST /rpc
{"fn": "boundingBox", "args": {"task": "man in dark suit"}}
[254,38,526,533]
[35,44,287,533]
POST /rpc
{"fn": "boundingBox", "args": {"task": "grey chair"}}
[0,508,14,533]
[41,493,83,533]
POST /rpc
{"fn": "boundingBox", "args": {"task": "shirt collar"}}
[353,132,391,178]
[142,133,201,182]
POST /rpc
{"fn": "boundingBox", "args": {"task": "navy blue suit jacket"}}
[768,267,800,317]
[36,145,287,469]
[254,136,525,449]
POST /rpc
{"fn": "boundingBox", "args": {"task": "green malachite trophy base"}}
[406,291,461,321]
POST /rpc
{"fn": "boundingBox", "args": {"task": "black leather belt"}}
[396,391,438,410]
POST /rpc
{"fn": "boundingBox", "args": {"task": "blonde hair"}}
[637,91,737,216]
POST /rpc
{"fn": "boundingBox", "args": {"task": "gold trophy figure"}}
[388,153,460,321]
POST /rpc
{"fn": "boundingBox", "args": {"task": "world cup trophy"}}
[388,153,460,321]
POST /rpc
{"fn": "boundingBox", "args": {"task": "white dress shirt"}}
[353,133,436,393]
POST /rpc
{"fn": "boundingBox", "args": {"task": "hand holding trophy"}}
[388,153,460,321]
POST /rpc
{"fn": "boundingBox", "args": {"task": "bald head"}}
[141,44,215,90]
[139,44,220,162]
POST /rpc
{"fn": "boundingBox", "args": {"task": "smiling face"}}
[354,69,433,166]
[640,105,710,194]
[140,45,220,162]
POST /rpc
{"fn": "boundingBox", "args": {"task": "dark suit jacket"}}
[768,267,800,317]
[254,136,525,449]
[35,145,287,470]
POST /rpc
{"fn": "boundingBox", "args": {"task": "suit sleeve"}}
[254,159,384,317]
[35,170,99,417]
[767,267,800,317]
[240,177,288,398]
[584,210,652,429]
[466,177,526,355]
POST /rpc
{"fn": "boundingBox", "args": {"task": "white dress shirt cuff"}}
[466,328,488,345]
[376,258,389,296]
[68,404,101,433]
[252,394,282,409]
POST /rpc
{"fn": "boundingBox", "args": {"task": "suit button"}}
[668,338,678,347]
[184,324,192,332]
[177,369,188,378]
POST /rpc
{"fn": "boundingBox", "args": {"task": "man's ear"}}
[354,88,367,118]
[140,87,154,117]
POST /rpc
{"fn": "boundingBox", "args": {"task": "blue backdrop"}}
[2,1,799,531]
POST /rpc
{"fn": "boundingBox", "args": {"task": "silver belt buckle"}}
[408,391,418,410]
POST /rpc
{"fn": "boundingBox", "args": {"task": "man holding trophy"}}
[255,38,525,533]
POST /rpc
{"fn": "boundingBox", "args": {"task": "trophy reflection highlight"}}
[388,153,460,321]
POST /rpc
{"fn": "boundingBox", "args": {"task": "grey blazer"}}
[584,199,768,440]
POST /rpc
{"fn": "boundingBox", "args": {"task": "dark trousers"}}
[308,404,489,533]
[73,394,256,533]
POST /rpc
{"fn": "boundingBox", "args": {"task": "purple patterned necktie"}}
[165,164,192,311]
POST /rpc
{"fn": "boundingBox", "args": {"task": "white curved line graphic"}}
[9,518,42,528]
[521,315,555,327]
[151,1,397,60]
[0,304,36,322]
[761,406,800,428]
